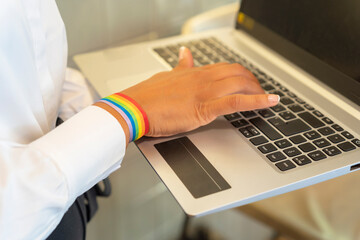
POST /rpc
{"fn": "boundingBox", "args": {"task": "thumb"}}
[175,46,194,69]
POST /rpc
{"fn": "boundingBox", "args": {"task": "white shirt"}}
[0,0,126,239]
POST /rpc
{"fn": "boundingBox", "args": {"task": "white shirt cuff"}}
[31,106,126,204]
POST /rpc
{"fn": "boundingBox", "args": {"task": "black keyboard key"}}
[293,155,312,166]
[341,131,354,139]
[313,110,324,117]
[192,51,202,59]
[273,81,281,87]
[239,127,253,138]
[267,77,275,83]
[266,151,286,162]
[280,97,294,105]
[258,143,277,153]
[323,146,341,156]
[298,112,325,128]
[256,69,265,76]
[246,126,260,136]
[210,57,221,63]
[231,119,249,128]
[268,117,285,127]
[265,76,274,82]
[167,45,180,55]
[295,98,306,104]
[161,54,177,64]
[313,138,331,148]
[352,139,360,147]
[287,92,297,98]
[279,111,296,121]
[154,48,169,57]
[262,84,275,91]
[241,111,257,118]
[331,124,343,132]
[304,104,314,110]
[198,58,211,65]
[276,160,296,171]
[318,127,335,136]
[250,136,268,145]
[258,109,275,118]
[204,52,217,60]
[308,150,327,161]
[279,86,288,92]
[168,60,178,68]
[322,117,333,124]
[327,134,345,144]
[251,69,260,76]
[272,119,311,136]
[224,112,241,121]
[275,139,292,149]
[338,142,356,152]
[283,147,302,157]
[289,135,307,144]
[304,131,321,140]
[298,143,316,152]
[258,78,266,84]
[158,51,173,60]
[256,69,266,77]
[249,117,283,140]
[288,104,305,113]
[271,104,286,112]
[270,90,285,97]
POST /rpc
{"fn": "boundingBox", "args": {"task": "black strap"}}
[84,178,111,221]
[95,178,112,197]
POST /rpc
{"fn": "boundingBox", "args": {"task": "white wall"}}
[56,0,237,66]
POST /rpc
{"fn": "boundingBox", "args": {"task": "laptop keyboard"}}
[153,37,359,172]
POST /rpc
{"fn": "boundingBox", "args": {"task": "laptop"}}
[74,0,360,216]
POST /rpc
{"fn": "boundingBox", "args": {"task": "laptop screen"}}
[236,0,360,106]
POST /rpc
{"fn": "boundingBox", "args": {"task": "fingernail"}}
[268,94,280,103]
[179,46,186,60]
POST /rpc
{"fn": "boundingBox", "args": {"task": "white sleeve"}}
[58,68,97,121]
[0,106,126,240]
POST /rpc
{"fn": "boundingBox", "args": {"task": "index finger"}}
[200,94,280,120]
[206,63,257,83]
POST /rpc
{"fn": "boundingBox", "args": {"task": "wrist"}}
[93,93,149,144]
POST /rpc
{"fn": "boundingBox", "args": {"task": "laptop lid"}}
[235,0,360,106]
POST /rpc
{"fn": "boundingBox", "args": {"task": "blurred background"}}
[57,0,237,68]
[55,0,275,239]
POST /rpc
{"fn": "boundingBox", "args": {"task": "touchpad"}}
[155,137,231,198]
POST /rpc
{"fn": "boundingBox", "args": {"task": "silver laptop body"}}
[75,0,360,216]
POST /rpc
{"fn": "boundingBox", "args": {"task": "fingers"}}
[199,94,280,121]
[201,62,228,69]
[175,48,254,80]
[190,62,258,84]
[207,63,257,82]
[175,47,193,69]
[207,76,265,98]
[174,48,258,86]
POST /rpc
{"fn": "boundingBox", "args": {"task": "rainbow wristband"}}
[93,93,149,142]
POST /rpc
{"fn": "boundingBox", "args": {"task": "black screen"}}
[237,0,360,105]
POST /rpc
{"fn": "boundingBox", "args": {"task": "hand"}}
[122,47,279,137]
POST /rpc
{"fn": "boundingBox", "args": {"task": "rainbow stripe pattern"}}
[94,93,149,142]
